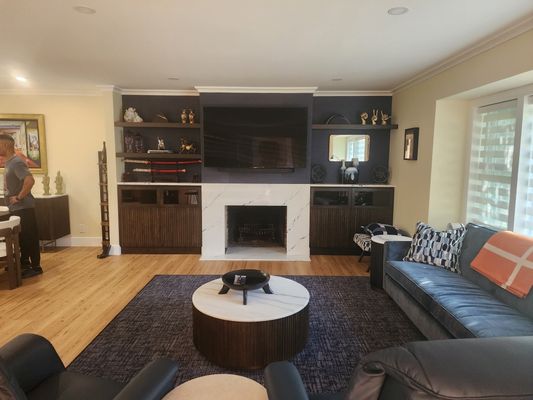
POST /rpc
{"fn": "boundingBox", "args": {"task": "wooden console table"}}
[35,195,70,248]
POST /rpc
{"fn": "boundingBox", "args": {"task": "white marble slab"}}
[201,183,310,261]
[192,276,310,322]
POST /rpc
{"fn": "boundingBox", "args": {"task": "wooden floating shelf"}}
[312,124,398,130]
[116,152,201,160]
[115,121,201,129]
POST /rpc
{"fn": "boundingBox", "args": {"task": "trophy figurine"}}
[55,171,64,195]
[360,112,368,125]
[371,109,379,125]
[381,111,391,125]
[157,137,165,150]
[188,110,195,124]
[181,109,188,124]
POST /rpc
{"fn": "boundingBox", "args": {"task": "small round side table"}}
[370,235,412,289]
[163,374,267,400]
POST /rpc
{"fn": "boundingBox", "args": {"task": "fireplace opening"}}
[226,206,287,248]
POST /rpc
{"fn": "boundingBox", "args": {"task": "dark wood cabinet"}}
[35,195,70,243]
[310,186,394,254]
[118,185,201,253]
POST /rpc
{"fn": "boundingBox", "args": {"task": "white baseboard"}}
[54,236,122,255]
[109,245,122,255]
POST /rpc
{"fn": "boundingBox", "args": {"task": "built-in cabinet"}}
[310,186,394,254]
[118,185,201,253]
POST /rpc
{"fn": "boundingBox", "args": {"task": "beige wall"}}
[391,28,533,232]
[0,93,107,242]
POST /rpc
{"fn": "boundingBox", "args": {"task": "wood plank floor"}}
[0,247,368,365]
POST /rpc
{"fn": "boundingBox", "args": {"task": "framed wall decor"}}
[0,114,47,173]
[403,127,419,161]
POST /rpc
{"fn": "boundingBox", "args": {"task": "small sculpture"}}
[371,109,378,125]
[157,137,165,150]
[55,171,64,195]
[381,111,391,125]
[360,112,368,125]
[181,109,188,124]
[188,110,195,124]
[42,173,51,196]
[134,133,144,153]
[123,107,143,123]
[340,160,347,184]
[344,158,359,184]
[179,137,197,154]
[152,113,168,123]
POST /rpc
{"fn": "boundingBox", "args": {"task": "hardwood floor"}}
[0,247,368,365]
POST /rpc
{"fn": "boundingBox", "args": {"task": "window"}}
[346,136,368,161]
[466,89,533,235]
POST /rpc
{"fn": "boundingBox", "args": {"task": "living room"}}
[1,1,533,399]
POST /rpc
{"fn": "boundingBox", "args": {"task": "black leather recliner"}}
[0,333,178,400]
[265,336,533,400]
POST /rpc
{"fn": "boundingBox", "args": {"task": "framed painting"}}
[403,127,419,161]
[0,114,47,173]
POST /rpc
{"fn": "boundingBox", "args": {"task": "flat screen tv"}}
[203,106,308,169]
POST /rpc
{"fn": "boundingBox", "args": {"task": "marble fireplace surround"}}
[201,184,310,261]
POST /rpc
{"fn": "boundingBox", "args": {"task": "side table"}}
[163,374,267,400]
[370,235,412,289]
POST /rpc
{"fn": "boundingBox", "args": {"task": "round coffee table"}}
[192,275,310,369]
[163,374,267,400]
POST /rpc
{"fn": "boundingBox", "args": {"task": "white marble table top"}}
[371,234,413,245]
[163,374,267,400]
[192,276,310,322]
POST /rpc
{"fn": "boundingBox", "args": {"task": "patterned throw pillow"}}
[364,223,400,236]
[404,222,466,273]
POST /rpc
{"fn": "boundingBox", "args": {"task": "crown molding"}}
[0,88,102,96]
[393,14,533,94]
[195,86,318,94]
[97,85,123,94]
[314,90,392,97]
[120,88,199,96]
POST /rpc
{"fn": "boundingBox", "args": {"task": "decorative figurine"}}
[371,109,378,125]
[381,111,391,125]
[157,137,165,150]
[188,109,195,124]
[134,133,144,153]
[360,112,368,125]
[123,107,143,123]
[42,173,51,196]
[181,109,188,124]
[152,113,168,123]
[124,134,134,153]
[179,137,197,154]
[340,159,347,184]
[55,171,64,195]
[344,158,359,184]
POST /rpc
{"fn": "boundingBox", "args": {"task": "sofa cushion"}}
[27,372,123,400]
[404,222,465,273]
[0,357,26,400]
[386,261,533,338]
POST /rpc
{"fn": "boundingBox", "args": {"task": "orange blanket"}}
[471,231,533,298]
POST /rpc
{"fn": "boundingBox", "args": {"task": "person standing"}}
[0,134,42,278]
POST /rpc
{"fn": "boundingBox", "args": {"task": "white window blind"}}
[466,100,517,230]
[515,96,533,236]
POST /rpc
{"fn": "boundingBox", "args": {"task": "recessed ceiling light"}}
[73,6,96,14]
[168,77,180,81]
[387,6,409,15]
[15,76,28,82]
[331,78,343,82]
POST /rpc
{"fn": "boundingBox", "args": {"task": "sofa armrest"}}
[114,359,178,400]
[383,241,411,262]
[0,333,65,393]
[264,361,309,400]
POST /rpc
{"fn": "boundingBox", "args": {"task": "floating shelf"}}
[312,124,398,130]
[115,121,201,129]
[116,152,201,160]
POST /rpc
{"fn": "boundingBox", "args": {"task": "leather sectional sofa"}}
[383,223,533,339]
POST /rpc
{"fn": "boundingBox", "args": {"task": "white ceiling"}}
[1,0,533,92]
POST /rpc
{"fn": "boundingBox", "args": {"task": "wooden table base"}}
[193,304,309,369]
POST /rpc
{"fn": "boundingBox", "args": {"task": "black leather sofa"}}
[264,336,533,400]
[0,333,178,400]
[383,223,533,339]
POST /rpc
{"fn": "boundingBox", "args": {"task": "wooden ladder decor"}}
[97,141,111,258]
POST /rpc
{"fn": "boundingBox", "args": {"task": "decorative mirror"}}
[328,135,370,162]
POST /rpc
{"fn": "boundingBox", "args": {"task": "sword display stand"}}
[97,141,111,259]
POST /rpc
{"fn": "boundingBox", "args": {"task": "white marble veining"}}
[201,183,310,261]
[192,276,310,322]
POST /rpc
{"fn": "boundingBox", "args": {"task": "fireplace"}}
[226,206,287,249]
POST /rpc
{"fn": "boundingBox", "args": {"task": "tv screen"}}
[203,106,308,169]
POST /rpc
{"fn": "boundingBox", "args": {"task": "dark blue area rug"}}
[68,275,423,394]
